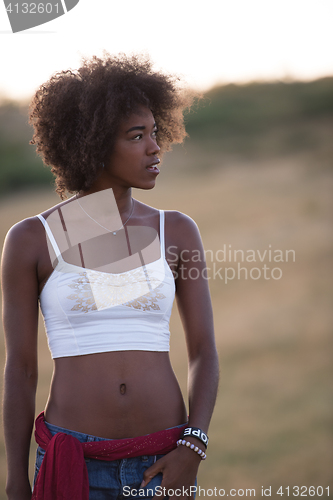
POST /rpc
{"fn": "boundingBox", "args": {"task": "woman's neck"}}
[79,182,133,217]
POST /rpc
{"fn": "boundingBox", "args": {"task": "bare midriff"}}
[44,350,187,439]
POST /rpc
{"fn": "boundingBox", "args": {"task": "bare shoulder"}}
[165,210,201,247]
[3,195,75,250]
[165,210,198,229]
[2,218,44,285]
[2,216,46,267]
[1,217,42,324]
[4,216,42,244]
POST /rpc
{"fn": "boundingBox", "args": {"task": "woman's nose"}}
[147,137,160,155]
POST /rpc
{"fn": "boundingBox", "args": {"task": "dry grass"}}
[0,149,332,498]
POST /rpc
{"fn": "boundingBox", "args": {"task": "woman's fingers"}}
[140,457,166,488]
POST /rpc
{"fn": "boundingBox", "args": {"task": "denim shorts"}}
[33,420,193,500]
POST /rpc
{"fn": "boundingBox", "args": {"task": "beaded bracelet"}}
[177,439,207,460]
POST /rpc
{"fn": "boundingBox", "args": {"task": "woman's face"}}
[105,106,161,191]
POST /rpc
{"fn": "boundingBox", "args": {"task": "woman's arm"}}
[175,214,219,434]
[2,220,40,500]
[141,212,219,498]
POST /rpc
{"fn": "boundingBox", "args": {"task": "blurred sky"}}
[0,0,333,101]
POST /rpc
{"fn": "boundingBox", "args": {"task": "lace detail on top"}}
[66,266,166,313]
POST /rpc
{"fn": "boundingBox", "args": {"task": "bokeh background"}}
[1,0,333,498]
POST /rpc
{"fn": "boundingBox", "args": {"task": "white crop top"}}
[37,210,175,358]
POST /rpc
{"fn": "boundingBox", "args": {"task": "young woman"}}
[2,54,219,500]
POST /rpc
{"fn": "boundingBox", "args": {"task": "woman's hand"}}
[141,443,203,500]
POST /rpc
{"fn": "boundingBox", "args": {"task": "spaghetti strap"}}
[36,214,63,261]
[159,210,165,257]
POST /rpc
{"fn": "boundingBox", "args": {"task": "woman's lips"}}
[146,164,160,174]
[146,159,160,174]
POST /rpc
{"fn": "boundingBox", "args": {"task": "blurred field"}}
[0,79,333,498]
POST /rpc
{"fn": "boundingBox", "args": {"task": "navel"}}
[120,383,126,395]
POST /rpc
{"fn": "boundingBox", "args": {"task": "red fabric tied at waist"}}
[32,411,187,500]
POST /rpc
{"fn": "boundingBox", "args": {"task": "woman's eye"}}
[132,129,158,140]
